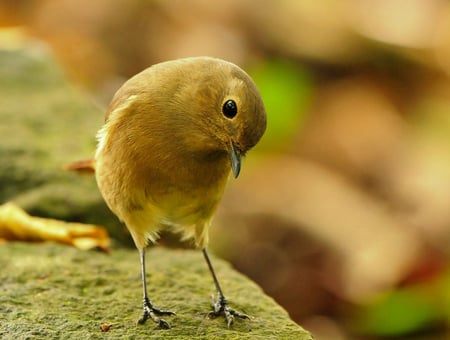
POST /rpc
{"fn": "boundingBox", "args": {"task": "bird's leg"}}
[137,248,175,329]
[202,248,249,327]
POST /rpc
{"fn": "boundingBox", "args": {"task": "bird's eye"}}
[222,99,238,119]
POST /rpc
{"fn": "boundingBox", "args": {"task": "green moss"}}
[0,243,312,339]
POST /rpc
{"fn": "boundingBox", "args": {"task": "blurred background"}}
[2,0,450,339]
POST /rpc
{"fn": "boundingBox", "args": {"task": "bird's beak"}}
[229,142,241,178]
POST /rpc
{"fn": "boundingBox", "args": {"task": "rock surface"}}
[0,242,312,339]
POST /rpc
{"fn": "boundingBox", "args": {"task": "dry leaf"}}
[0,202,110,251]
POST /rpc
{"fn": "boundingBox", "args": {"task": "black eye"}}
[222,99,238,119]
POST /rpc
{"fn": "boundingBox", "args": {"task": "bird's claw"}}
[137,297,175,329]
[208,294,249,327]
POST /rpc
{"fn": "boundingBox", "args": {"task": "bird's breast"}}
[138,152,231,225]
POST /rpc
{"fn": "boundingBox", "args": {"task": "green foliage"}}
[248,59,313,152]
[354,284,444,337]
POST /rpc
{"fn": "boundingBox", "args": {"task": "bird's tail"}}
[63,159,96,174]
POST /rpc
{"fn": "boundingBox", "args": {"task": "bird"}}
[94,56,267,329]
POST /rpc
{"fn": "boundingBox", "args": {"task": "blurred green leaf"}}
[355,286,443,337]
[248,59,313,152]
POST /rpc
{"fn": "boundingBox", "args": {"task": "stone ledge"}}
[0,242,312,339]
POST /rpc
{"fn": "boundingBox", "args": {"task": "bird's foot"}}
[208,293,249,328]
[137,297,175,329]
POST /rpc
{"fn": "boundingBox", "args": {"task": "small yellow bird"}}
[94,56,266,328]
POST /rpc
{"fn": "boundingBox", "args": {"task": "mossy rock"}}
[0,242,312,339]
